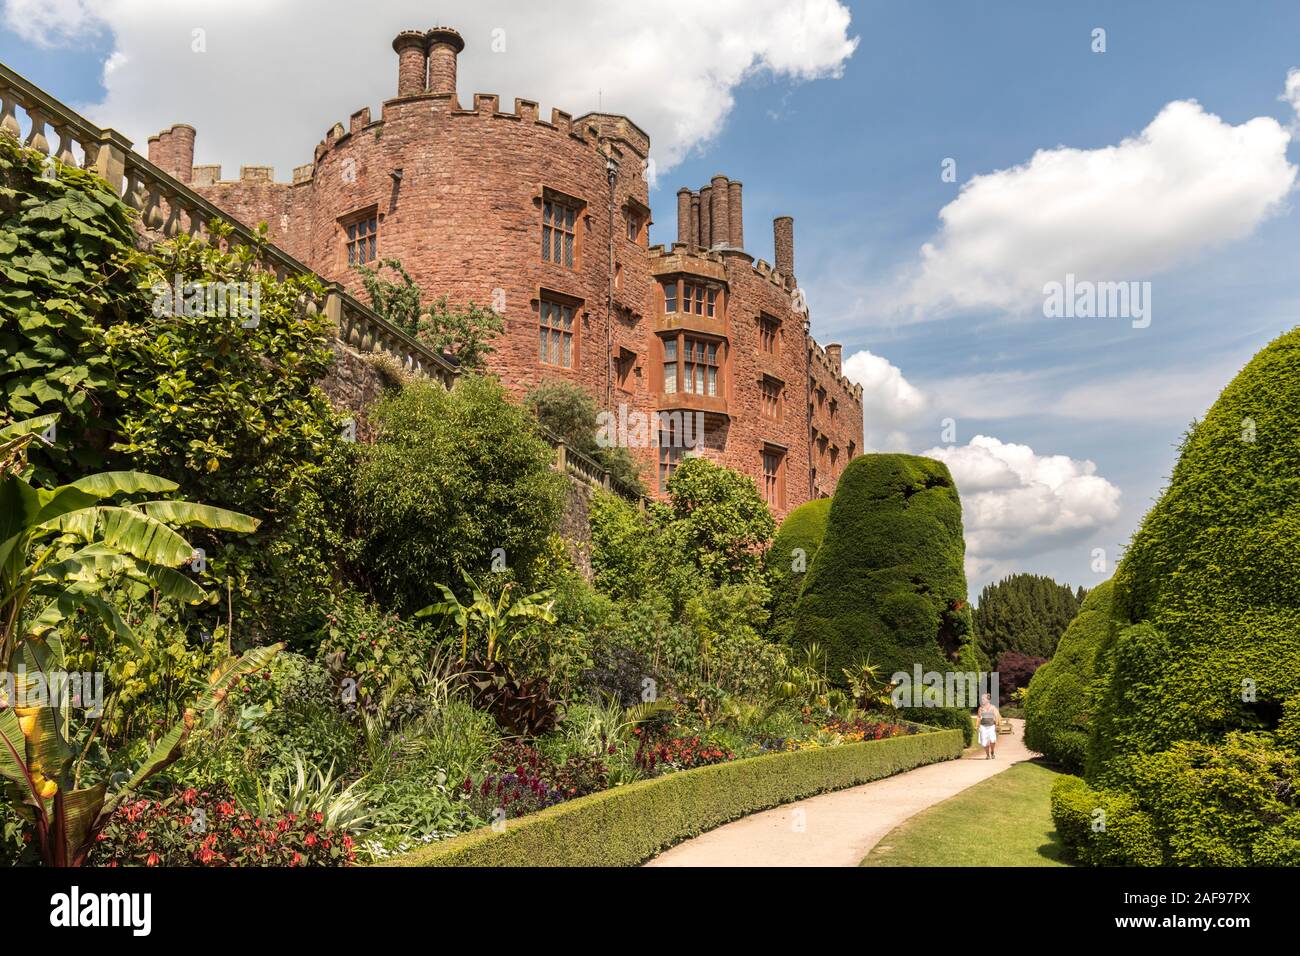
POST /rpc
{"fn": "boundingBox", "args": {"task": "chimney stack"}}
[676,188,692,245]
[727,179,744,249]
[698,185,712,250]
[392,30,427,97]
[710,174,730,249]
[689,193,701,250]
[147,124,196,184]
[774,215,794,280]
[426,27,465,103]
[826,343,842,374]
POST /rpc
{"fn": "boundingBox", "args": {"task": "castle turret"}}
[426,27,464,103]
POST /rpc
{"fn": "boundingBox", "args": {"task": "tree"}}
[417,571,557,663]
[973,573,1085,660]
[659,455,776,590]
[357,258,503,371]
[340,376,566,614]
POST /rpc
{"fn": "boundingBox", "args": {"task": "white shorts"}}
[978,724,998,747]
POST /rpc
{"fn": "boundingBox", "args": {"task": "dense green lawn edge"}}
[860,759,1070,867]
[385,727,963,867]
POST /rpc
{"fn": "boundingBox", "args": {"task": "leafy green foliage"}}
[765,498,831,644]
[356,258,502,370]
[660,455,776,589]
[0,136,140,484]
[106,229,343,647]
[792,454,975,680]
[340,376,566,614]
[1049,774,1163,866]
[973,573,1085,660]
[1023,580,1113,773]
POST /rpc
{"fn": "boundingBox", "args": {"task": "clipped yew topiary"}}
[765,498,831,643]
[1051,328,1300,867]
[1023,579,1114,773]
[791,454,976,682]
[1088,328,1300,781]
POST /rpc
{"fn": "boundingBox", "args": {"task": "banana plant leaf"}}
[138,500,260,533]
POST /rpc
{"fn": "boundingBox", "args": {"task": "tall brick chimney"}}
[826,343,842,374]
[710,174,730,249]
[774,215,795,279]
[676,188,692,245]
[392,30,427,97]
[147,124,196,183]
[699,185,712,250]
[727,179,743,249]
[689,193,701,250]
[426,27,465,102]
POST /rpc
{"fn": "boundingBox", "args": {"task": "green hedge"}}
[1049,775,1163,866]
[792,454,975,679]
[1023,580,1114,773]
[386,726,962,866]
[766,498,831,643]
[1089,327,1300,778]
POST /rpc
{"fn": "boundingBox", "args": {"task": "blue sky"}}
[4,0,1299,597]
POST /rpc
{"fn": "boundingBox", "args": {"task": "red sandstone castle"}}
[145,26,864,517]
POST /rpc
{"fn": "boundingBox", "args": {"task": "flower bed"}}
[385,723,962,867]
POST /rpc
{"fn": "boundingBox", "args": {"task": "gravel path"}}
[645,719,1033,867]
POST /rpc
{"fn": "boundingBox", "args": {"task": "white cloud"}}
[1,0,858,178]
[1283,68,1300,131]
[922,435,1121,584]
[841,349,927,451]
[902,97,1296,317]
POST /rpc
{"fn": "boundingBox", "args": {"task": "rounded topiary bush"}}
[1023,579,1114,773]
[1088,327,1300,780]
[791,454,975,682]
[765,498,831,643]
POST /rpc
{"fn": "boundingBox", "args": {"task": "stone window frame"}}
[759,374,785,423]
[657,415,690,492]
[761,443,787,510]
[659,276,724,321]
[758,313,781,355]
[340,206,379,268]
[623,196,651,246]
[540,186,586,271]
[537,287,584,370]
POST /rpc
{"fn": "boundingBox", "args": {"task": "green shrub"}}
[1123,732,1300,866]
[386,726,963,866]
[341,376,566,613]
[1089,327,1300,780]
[660,455,776,589]
[1023,580,1114,773]
[1049,775,1163,866]
[792,454,975,680]
[766,498,831,644]
[589,489,661,601]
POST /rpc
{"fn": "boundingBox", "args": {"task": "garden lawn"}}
[860,760,1069,867]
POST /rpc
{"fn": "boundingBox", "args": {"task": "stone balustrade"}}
[0,61,457,390]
